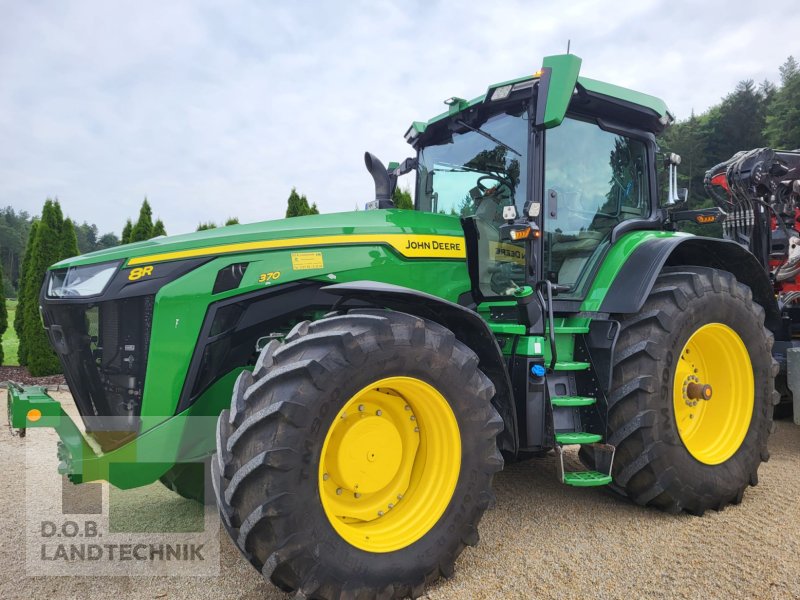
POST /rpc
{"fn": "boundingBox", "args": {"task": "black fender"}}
[599,235,781,333]
[324,281,518,455]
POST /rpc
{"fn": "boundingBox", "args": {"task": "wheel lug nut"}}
[358,404,365,412]
[378,511,384,517]
[336,488,343,495]
[355,492,361,498]
[404,405,410,411]
[323,473,329,481]
[388,503,394,509]
[414,427,419,432]
[376,410,383,416]
[397,494,403,500]
[410,415,416,421]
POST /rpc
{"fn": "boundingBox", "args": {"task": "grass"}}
[3,299,18,366]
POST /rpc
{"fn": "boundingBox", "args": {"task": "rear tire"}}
[213,309,503,599]
[587,266,777,514]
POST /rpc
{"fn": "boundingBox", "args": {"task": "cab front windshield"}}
[416,107,529,297]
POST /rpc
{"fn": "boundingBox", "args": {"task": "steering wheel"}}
[477,175,512,195]
[488,261,525,296]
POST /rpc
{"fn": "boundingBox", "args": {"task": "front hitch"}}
[6,382,26,437]
[7,384,99,483]
[7,383,220,489]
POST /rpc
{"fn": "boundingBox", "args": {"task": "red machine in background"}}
[704,148,800,417]
[705,148,800,303]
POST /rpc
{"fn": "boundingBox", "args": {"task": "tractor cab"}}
[402,54,673,313]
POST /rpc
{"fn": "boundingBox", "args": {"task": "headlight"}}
[47,261,120,298]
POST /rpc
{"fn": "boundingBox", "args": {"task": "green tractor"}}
[9,54,779,598]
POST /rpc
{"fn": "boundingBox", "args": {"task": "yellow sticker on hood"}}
[291,251,324,270]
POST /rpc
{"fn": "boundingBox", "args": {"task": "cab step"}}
[555,432,602,445]
[550,395,595,407]
[555,443,616,488]
[562,471,613,487]
[553,325,590,335]
[553,360,590,371]
[551,317,590,336]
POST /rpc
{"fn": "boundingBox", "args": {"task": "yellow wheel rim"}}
[672,323,754,465]
[318,376,461,552]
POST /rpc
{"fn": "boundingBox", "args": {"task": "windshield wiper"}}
[455,119,522,157]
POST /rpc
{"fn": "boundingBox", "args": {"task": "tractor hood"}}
[51,209,465,270]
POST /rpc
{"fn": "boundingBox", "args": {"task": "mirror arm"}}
[387,157,418,201]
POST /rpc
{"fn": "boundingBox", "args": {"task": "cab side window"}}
[543,118,649,289]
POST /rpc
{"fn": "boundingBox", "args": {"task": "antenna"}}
[567,39,571,54]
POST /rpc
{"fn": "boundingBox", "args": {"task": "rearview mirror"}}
[665,156,684,205]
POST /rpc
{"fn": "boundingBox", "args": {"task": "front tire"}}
[594,266,777,514]
[212,309,503,598]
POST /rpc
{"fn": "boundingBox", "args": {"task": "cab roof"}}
[406,54,673,143]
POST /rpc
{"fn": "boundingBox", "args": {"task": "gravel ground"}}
[0,366,66,387]
[1,391,799,600]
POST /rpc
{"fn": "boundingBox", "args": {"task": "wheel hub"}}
[328,408,405,494]
[686,381,713,402]
[318,377,461,553]
[681,375,713,407]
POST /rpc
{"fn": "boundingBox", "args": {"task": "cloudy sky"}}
[1,1,798,236]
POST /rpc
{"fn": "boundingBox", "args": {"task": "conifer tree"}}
[151,219,167,237]
[392,186,414,210]
[121,219,133,244]
[285,188,318,217]
[764,56,800,148]
[15,220,38,366]
[61,218,80,259]
[23,200,63,376]
[0,263,7,365]
[130,199,154,242]
[51,199,64,227]
[285,188,305,217]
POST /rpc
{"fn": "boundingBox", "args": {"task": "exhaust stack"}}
[364,152,395,209]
